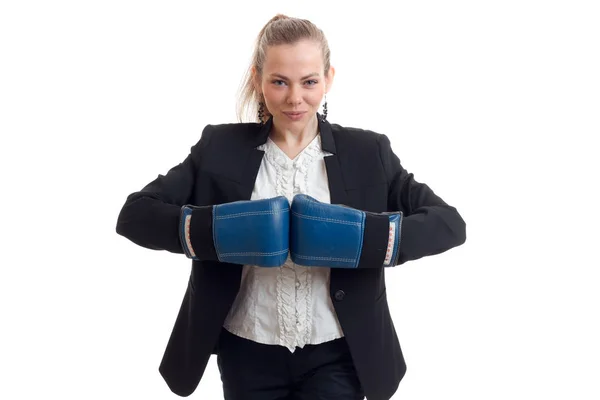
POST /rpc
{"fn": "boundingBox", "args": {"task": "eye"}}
[272,80,287,86]
[305,80,318,86]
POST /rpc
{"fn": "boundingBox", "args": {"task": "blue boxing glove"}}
[290,194,402,268]
[179,196,289,267]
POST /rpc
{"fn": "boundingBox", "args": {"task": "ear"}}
[325,66,335,94]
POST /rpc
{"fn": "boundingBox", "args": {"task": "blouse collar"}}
[252,113,336,154]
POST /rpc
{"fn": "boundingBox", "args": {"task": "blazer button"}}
[334,290,345,301]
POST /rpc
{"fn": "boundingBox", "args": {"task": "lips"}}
[283,111,307,121]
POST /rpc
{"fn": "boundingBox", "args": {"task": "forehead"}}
[263,39,324,76]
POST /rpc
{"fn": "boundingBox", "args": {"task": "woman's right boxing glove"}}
[179,196,289,267]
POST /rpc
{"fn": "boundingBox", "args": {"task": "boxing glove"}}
[290,194,402,268]
[179,196,289,267]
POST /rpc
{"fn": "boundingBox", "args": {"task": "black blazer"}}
[116,115,466,400]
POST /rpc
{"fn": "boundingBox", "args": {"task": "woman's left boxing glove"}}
[180,196,289,267]
[290,194,402,268]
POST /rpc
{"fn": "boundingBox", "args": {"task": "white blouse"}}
[222,133,345,352]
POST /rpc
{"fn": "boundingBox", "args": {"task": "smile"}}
[283,111,307,120]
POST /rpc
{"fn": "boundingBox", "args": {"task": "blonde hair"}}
[236,14,331,123]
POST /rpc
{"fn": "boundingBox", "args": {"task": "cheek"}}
[307,91,325,105]
[263,87,282,103]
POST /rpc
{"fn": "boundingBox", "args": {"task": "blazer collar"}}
[251,113,336,154]
[241,112,346,205]
[318,113,336,154]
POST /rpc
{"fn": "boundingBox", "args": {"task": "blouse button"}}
[334,290,345,301]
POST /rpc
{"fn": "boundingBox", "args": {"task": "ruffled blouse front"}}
[222,133,344,352]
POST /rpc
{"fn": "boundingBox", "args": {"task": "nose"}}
[286,84,302,105]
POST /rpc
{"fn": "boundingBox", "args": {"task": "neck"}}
[270,114,319,148]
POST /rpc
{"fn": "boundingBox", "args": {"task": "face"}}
[255,39,334,132]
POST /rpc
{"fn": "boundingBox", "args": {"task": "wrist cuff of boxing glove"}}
[179,205,218,261]
[357,211,403,268]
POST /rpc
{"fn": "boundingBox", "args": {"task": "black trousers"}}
[216,328,365,400]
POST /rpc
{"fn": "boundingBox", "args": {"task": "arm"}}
[378,134,467,265]
[115,125,214,255]
[115,125,290,267]
[289,135,466,269]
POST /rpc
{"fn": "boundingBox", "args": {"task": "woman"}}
[116,14,466,400]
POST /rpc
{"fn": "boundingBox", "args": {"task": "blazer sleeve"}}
[115,125,215,254]
[378,134,466,265]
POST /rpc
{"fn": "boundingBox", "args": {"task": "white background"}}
[1,1,599,399]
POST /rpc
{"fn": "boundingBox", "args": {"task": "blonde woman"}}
[116,14,466,400]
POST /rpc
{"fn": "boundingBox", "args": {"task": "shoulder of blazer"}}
[188,121,264,160]
[188,122,266,183]
[193,122,264,152]
[328,123,389,187]
[329,123,389,157]
[330,122,382,142]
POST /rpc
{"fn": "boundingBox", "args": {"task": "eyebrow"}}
[269,73,319,80]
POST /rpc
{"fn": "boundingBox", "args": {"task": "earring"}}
[258,102,265,124]
[321,95,328,122]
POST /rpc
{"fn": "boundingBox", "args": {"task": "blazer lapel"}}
[318,115,350,206]
[238,117,272,200]
[237,114,349,205]
[324,156,349,205]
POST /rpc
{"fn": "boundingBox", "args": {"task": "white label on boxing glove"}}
[184,214,196,258]
[384,220,397,266]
